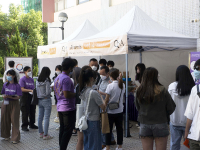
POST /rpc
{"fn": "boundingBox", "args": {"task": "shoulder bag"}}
[31,88,38,105]
[108,89,122,110]
[78,90,93,131]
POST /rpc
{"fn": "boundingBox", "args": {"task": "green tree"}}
[0,4,47,76]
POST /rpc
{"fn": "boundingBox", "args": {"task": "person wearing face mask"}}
[54,58,76,150]
[107,60,115,70]
[89,58,100,85]
[52,65,62,125]
[1,70,22,144]
[19,66,38,131]
[99,59,107,68]
[184,59,200,150]
[3,61,20,83]
[79,68,106,150]
[98,66,116,149]
[191,59,200,83]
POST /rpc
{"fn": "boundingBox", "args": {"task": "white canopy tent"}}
[37,19,100,59]
[37,20,100,80]
[67,6,197,137]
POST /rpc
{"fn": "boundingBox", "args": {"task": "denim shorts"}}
[139,123,169,138]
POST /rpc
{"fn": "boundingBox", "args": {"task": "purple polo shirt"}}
[54,72,75,112]
[19,76,35,90]
[1,83,22,100]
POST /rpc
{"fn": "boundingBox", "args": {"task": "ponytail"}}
[79,66,94,93]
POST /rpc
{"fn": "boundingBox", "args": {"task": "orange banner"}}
[83,40,110,49]
[49,48,56,55]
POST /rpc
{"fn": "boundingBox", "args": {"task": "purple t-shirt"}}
[19,76,35,90]
[1,83,22,100]
[54,72,75,112]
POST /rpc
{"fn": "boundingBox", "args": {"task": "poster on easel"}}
[189,52,200,84]
[5,57,33,79]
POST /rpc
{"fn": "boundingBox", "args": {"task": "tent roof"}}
[81,6,197,49]
[57,19,99,44]
[37,20,99,59]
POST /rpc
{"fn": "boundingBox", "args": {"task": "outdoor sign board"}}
[5,57,33,79]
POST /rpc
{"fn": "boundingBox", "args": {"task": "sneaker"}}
[43,135,53,140]
[22,128,29,131]
[56,126,60,130]
[54,117,59,123]
[12,141,19,144]
[29,124,38,129]
[4,138,9,141]
[40,133,44,138]
[72,130,77,136]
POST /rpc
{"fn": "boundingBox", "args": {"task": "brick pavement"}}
[0,105,173,150]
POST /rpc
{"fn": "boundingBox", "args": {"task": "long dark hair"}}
[79,66,95,92]
[6,70,18,86]
[135,63,146,83]
[176,65,195,96]
[38,67,51,82]
[137,67,162,104]
[110,69,123,89]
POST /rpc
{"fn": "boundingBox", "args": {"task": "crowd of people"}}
[1,58,200,150]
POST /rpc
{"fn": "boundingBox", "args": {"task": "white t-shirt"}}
[184,85,200,141]
[105,81,125,114]
[168,82,190,127]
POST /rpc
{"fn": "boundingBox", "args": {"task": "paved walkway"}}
[0,105,173,150]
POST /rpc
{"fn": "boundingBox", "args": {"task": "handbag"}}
[108,89,122,110]
[101,111,110,134]
[31,88,38,105]
[78,90,92,131]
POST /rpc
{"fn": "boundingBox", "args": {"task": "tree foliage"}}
[0,4,47,76]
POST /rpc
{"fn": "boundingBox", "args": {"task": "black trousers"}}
[106,112,123,145]
[59,110,76,150]
[20,93,36,129]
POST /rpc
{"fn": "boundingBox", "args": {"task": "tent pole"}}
[125,54,131,137]
[140,51,142,63]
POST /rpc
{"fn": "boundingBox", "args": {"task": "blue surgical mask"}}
[7,76,13,81]
[194,70,200,80]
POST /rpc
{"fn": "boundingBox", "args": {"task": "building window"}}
[79,0,89,4]
[66,0,76,8]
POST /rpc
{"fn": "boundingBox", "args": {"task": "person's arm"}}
[3,71,6,83]
[6,96,20,100]
[184,88,194,139]
[46,81,52,96]
[104,94,110,106]
[184,118,193,139]
[21,87,33,93]
[98,90,106,96]
[93,90,106,111]
[165,88,176,115]
[63,91,75,99]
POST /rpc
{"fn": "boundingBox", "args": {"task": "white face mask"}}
[109,67,113,70]
[27,72,32,77]
[100,75,107,80]
[91,66,97,71]
[56,71,61,75]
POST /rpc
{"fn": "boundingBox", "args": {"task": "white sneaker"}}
[56,126,60,130]
[102,148,107,150]
[39,133,44,138]
[43,135,53,140]
[4,138,9,141]
[115,148,123,150]
[12,141,19,144]
[54,117,59,123]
